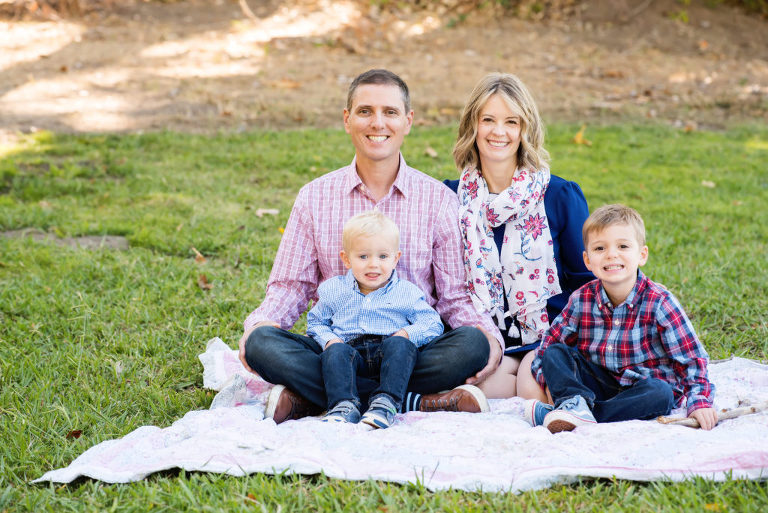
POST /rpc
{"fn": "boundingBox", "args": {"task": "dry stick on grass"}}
[657,400,768,428]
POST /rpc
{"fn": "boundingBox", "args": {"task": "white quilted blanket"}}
[34,338,768,492]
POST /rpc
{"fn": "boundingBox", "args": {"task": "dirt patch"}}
[1,0,767,138]
[1,228,130,249]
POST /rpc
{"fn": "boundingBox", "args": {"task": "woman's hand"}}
[464,326,503,386]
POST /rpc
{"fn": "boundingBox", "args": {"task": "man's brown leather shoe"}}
[264,385,322,424]
[419,384,490,413]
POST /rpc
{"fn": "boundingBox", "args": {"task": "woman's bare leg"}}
[477,356,519,399]
[515,350,549,402]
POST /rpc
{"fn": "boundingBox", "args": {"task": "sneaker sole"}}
[544,410,597,433]
[360,413,391,429]
[455,384,490,413]
[264,384,285,421]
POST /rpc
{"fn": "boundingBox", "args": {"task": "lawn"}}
[1,123,767,511]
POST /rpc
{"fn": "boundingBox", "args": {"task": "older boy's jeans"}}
[244,326,489,410]
[321,335,417,411]
[541,344,675,422]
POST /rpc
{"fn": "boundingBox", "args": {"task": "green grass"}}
[1,124,767,511]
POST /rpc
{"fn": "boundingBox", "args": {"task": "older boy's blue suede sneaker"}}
[322,400,361,424]
[523,399,554,427]
[361,395,398,429]
[543,395,597,433]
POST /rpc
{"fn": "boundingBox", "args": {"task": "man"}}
[239,69,503,423]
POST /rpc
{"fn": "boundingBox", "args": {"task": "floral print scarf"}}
[457,166,561,345]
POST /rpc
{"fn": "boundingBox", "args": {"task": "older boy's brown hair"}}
[582,204,646,247]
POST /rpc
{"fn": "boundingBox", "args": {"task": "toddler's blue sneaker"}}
[523,399,554,427]
[322,400,361,424]
[543,395,596,433]
[361,395,398,429]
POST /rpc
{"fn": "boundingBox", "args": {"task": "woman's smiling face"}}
[475,93,522,170]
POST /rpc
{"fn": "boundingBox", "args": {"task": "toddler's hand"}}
[324,338,343,350]
[392,329,409,339]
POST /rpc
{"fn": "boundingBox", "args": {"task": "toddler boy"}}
[307,210,444,428]
[526,204,717,432]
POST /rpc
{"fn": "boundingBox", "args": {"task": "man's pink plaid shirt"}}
[244,155,502,347]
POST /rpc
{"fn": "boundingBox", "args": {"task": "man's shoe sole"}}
[455,384,490,413]
[264,384,286,422]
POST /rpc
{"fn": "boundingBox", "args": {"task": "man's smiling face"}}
[343,83,413,168]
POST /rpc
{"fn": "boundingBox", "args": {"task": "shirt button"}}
[365,297,371,303]
[607,345,613,351]
[614,319,620,326]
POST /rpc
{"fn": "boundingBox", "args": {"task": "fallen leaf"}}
[572,124,592,146]
[698,40,709,51]
[66,430,82,439]
[683,121,698,132]
[197,274,213,290]
[255,208,279,217]
[191,247,207,264]
[60,65,68,73]
[733,200,743,206]
[176,223,183,232]
[704,504,722,512]
[601,69,625,79]
[701,180,716,188]
[424,146,438,158]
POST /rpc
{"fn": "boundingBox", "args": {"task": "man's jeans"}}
[321,335,416,411]
[244,326,489,410]
[541,344,675,422]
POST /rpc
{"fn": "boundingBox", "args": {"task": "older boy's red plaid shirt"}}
[244,155,502,347]
[531,272,714,414]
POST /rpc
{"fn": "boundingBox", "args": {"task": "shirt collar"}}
[344,154,411,198]
[597,270,647,309]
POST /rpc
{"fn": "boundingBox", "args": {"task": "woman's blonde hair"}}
[453,72,550,173]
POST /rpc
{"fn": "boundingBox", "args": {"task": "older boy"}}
[527,204,717,433]
[307,211,450,428]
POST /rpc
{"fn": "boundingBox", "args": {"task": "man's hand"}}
[323,338,343,350]
[392,329,409,339]
[690,406,718,430]
[464,326,503,386]
[238,320,280,374]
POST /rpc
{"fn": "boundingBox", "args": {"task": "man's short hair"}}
[582,204,646,247]
[342,210,400,252]
[346,69,411,113]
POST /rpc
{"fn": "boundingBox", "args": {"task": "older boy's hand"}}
[465,326,503,385]
[690,407,718,430]
[238,320,280,374]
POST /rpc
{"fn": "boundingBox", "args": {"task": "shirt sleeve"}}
[305,279,343,349]
[243,187,320,332]
[531,291,581,388]
[549,178,594,295]
[401,284,445,347]
[656,292,715,415]
[430,191,504,350]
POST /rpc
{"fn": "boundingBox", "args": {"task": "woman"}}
[444,72,593,400]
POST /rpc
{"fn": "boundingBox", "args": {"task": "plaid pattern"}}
[244,155,502,347]
[531,271,714,414]
[306,269,444,348]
